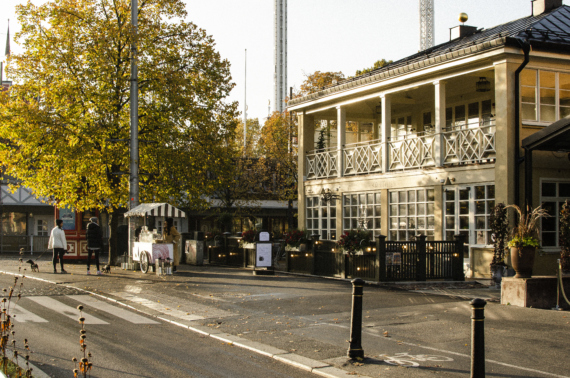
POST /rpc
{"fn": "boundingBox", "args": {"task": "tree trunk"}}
[287,198,296,230]
[108,211,120,266]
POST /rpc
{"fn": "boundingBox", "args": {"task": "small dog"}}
[26,259,39,272]
[102,265,111,274]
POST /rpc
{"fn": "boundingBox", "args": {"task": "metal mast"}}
[244,49,247,151]
[419,0,434,51]
[128,0,139,262]
[274,0,287,113]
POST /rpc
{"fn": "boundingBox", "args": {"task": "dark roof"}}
[289,5,570,107]
[522,117,570,152]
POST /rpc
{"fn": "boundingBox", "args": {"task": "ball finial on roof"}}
[459,13,468,23]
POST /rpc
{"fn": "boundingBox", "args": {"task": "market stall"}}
[124,203,186,273]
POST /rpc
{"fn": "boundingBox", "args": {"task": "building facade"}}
[289,0,570,277]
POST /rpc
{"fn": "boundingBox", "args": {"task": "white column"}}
[434,80,446,167]
[337,106,346,178]
[380,94,391,173]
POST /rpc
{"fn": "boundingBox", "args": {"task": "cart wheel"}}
[140,252,149,273]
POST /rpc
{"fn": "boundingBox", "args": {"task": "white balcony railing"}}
[306,147,338,179]
[389,132,435,170]
[442,123,496,164]
[305,121,496,180]
[343,140,383,176]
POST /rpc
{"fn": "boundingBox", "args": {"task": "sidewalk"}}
[2,255,565,378]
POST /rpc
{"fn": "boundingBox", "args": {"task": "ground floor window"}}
[444,184,495,246]
[1,212,27,235]
[541,180,570,247]
[306,196,337,241]
[343,192,381,237]
[389,188,435,241]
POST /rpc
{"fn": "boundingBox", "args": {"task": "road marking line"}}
[67,295,159,324]
[11,304,49,323]
[320,322,569,378]
[27,296,109,324]
[113,292,204,321]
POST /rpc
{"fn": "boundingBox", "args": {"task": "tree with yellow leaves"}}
[0,0,238,263]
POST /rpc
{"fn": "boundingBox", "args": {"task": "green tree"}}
[297,71,345,97]
[354,59,393,76]
[234,118,262,157]
[355,59,392,76]
[258,111,298,229]
[0,0,238,263]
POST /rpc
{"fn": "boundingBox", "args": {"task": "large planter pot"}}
[510,246,536,278]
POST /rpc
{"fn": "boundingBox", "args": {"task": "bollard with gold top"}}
[347,278,365,359]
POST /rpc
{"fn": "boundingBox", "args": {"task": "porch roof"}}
[289,5,570,108]
[522,117,570,152]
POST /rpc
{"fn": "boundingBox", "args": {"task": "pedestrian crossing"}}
[12,295,160,325]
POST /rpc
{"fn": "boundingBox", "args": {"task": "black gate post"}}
[347,278,365,359]
[454,234,466,281]
[376,235,386,282]
[416,234,427,281]
[470,298,487,378]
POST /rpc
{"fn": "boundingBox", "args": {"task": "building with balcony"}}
[288,0,570,277]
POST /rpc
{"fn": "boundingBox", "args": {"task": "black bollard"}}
[347,278,365,359]
[470,298,487,378]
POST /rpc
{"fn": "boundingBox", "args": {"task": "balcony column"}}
[337,106,346,178]
[434,80,446,167]
[380,94,391,173]
[298,112,315,230]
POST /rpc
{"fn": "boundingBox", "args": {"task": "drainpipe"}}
[514,38,530,209]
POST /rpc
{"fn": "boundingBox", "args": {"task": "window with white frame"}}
[444,184,495,245]
[306,196,337,241]
[343,192,381,237]
[541,181,570,248]
[445,100,493,130]
[521,69,570,123]
[36,219,48,236]
[391,115,413,139]
[389,188,435,241]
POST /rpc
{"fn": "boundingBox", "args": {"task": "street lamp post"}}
[128,0,139,264]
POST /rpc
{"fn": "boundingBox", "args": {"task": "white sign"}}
[256,243,272,267]
[259,232,270,242]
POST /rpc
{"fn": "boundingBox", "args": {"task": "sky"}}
[2,0,570,123]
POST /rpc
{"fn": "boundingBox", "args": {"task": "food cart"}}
[124,203,186,273]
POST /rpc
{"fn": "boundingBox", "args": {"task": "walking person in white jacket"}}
[48,219,68,274]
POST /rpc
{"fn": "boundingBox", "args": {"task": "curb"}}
[1,270,371,378]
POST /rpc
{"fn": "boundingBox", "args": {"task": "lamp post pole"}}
[128,0,139,263]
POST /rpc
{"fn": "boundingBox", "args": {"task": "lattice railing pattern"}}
[389,134,435,170]
[306,149,338,179]
[443,125,495,164]
[343,141,383,176]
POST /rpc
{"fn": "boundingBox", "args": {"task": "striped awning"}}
[124,203,186,218]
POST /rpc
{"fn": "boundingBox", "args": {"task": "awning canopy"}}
[522,117,570,152]
[124,203,186,218]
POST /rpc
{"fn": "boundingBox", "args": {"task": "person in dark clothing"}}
[86,217,103,275]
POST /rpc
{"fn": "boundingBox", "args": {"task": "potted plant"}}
[506,204,549,278]
[560,200,570,273]
[490,203,509,288]
[337,229,372,256]
[240,230,256,249]
[284,229,308,251]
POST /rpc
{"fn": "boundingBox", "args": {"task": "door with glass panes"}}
[444,184,495,246]
[306,196,337,241]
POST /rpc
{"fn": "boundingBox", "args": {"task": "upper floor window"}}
[445,100,493,130]
[521,69,570,123]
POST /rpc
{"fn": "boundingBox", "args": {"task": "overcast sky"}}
[2,0,569,122]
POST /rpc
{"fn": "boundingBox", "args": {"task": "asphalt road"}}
[0,274,314,378]
[2,256,570,378]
